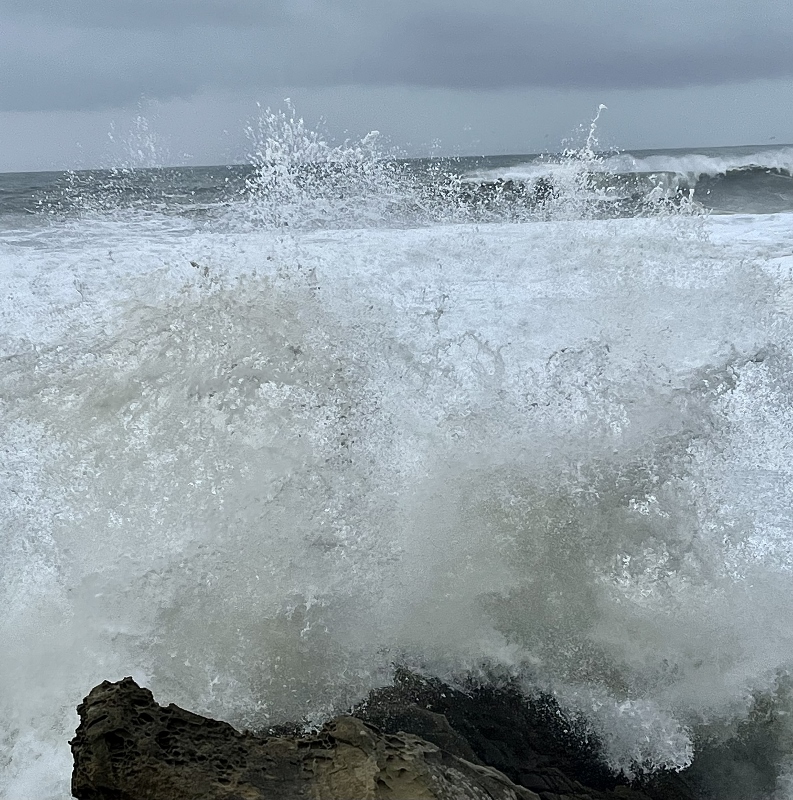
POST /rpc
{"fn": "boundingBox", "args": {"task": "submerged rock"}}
[71,673,700,800]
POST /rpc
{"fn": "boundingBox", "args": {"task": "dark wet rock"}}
[352,669,700,800]
[71,677,541,799]
[353,667,617,792]
[676,683,793,800]
[71,672,702,800]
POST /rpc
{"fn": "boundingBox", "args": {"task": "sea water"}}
[2,111,793,798]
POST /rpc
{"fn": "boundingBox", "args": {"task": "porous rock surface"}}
[71,677,541,799]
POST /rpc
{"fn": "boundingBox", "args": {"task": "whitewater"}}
[2,111,793,798]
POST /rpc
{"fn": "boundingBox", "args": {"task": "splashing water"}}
[106,101,174,171]
[463,105,705,220]
[2,108,793,799]
[241,101,419,229]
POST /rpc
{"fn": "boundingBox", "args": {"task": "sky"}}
[1,0,792,172]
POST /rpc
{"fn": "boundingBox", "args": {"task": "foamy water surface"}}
[2,119,793,798]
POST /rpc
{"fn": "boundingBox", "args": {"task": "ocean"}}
[2,113,793,798]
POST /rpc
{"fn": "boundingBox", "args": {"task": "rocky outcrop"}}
[353,669,699,800]
[71,672,701,800]
[354,667,617,792]
[71,677,541,799]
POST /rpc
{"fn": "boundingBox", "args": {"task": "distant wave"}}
[467,146,793,183]
[461,146,793,215]
[604,147,793,179]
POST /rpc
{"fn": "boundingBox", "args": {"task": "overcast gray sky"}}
[1,0,792,171]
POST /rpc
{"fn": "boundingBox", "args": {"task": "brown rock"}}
[71,677,541,800]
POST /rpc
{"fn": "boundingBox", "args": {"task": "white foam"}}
[467,145,793,183]
[3,160,793,796]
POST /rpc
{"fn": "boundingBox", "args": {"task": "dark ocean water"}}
[1,144,791,233]
[2,127,793,799]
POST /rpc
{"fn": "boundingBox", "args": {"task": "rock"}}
[353,668,618,792]
[71,677,542,799]
[352,669,700,800]
[71,672,702,800]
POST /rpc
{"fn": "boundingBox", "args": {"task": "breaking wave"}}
[466,145,793,215]
[2,107,793,798]
[472,146,793,182]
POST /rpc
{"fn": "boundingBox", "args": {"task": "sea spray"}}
[2,109,793,797]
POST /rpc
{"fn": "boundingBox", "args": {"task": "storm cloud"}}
[357,7,793,91]
[2,0,791,113]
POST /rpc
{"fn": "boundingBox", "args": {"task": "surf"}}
[2,109,793,799]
